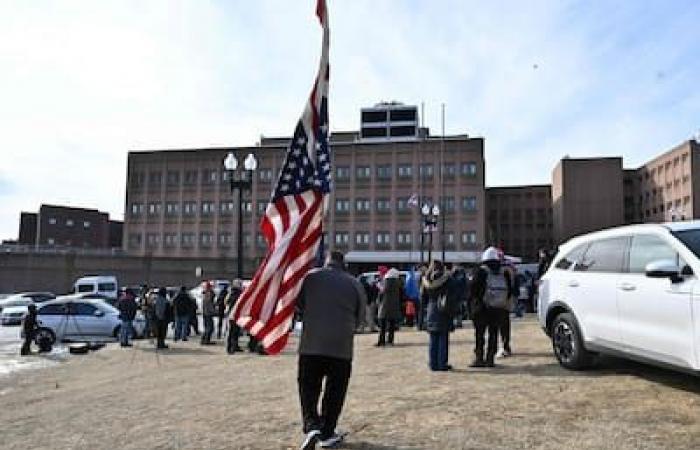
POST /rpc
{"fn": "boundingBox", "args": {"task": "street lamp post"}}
[421,203,440,264]
[223,152,258,279]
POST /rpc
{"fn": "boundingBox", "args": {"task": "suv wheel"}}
[551,312,593,370]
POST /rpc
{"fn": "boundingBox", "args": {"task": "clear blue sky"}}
[1,0,699,240]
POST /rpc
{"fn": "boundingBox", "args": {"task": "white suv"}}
[539,221,700,372]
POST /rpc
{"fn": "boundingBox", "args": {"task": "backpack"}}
[481,265,510,310]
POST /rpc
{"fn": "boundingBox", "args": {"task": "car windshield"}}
[672,230,700,259]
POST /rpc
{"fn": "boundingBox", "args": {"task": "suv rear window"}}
[575,237,627,273]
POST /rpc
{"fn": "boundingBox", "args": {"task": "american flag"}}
[231,0,331,355]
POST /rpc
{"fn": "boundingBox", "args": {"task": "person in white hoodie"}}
[376,267,402,347]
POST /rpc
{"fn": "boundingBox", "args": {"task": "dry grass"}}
[1,317,700,449]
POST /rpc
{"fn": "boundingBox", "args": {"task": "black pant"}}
[473,309,499,363]
[202,315,214,344]
[298,354,352,439]
[377,318,396,345]
[155,320,168,348]
[497,309,511,352]
[216,315,225,339]
[20,331,33,356]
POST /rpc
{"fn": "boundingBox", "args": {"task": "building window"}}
[462,196,477,212]
[355,198,371,213]
[376,165,392,180]
[397,197,410,212]
[201,169,217,185]
[355,166,371,180]
[257,201,268,215]
[200,232,213,247]
[397,164,413,178]
[242,200,252,214]
[147,203,162,216]
[165,202,180,216]
[146,233,160,248]
[445,232,455,246]
[419,164,433,179]
[181,233,195,248]
[83,221,91,228]
[66,219,74,227]
[128,233,141,248]
[183,202,198,216]
[220,201,234,215]
[461,231,477,247]
[376,232,391,246]
[256,234,267,248]
[396,232,412,246]
[258,169,273,182]
[440,196,455,212]
[219,233,232,247]
[148,171,162,186]
[166,171,180,186]
[376,198,391,213]
[335,166,350,180]
[164,233,178,248]
[355,232,370,246]
[335,199,350,213]
[461,162,477,177]
[201,201,216,216]
[130,172,145,188]
[243,233,251,247]
[48,217,57,225]
[334,232,349,246]
[184,170,198,186]
[442,163,456,177]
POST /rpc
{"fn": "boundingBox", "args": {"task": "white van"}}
[73,276,119,301]
[538,221,700,373]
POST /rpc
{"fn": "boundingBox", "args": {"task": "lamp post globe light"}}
[421,203,440,264]
[223,152,257,279]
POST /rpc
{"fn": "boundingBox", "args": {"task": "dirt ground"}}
[1,316,700,449]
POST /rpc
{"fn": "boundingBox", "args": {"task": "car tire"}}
[34,327,56,346]
[551,312,594,370]
[113,325,121,339]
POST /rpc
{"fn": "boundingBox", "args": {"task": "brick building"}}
[18,204,122,249]
[486,185,553,261]
[123,104,486,267]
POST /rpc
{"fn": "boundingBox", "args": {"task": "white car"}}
[538,221,700,373]
[34,297,146,344]
[0,303,32,326]
[0,292,55,313]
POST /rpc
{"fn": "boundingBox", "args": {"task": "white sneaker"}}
[300,430,321,450]
[320,431,346,448]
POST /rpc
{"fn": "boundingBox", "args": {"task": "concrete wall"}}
[0,251,257,294]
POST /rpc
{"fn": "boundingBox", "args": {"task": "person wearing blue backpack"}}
[469,247,515,367]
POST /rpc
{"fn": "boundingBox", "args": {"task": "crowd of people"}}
[113,280,266,353]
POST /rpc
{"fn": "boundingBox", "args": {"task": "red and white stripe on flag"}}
[231,0,330,355]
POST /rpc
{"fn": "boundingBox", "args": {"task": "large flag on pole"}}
[231,0,331,355]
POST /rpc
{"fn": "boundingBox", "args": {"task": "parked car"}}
[0,292,55,313]
[72,276,119,301]
[538,221,700,373]
[0,302,32,326]
[34,296,146,345]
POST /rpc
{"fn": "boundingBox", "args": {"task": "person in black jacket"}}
[20,304,38,356]
[116,289,138,347]
[422,260,452,371]
[469,247,515,367]
[172,286,193,342]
